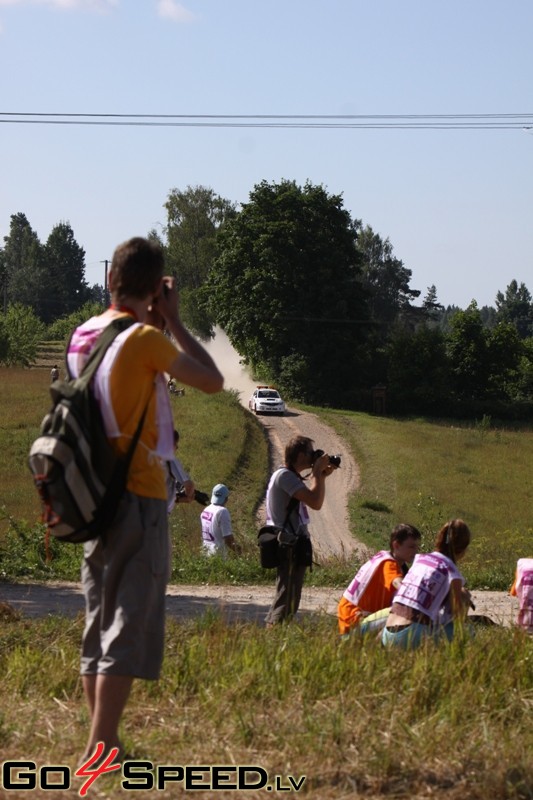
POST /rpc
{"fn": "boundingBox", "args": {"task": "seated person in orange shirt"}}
[338,523,421,637]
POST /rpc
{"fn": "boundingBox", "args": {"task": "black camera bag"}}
[257,497,316,568]
[257,525,283,568]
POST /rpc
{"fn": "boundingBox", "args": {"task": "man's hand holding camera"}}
[152,277,179,327]
[311,449,341,478]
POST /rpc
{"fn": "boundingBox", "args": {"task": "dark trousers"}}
[265,555,307,625]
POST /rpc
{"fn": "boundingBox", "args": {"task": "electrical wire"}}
[0,112,532,129]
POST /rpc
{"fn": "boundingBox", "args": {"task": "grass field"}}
[315,407,533,590]
[0,367,532,799]
[0,367,532,589]
[0,609,531,799]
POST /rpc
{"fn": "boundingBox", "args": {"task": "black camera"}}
[175,484,210,506]
[312,449,341,468]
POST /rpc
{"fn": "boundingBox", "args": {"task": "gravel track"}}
[0,329,517,628]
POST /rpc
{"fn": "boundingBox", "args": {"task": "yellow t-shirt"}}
[105,323,179,499]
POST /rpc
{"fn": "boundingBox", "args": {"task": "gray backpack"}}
[29,317,148,543]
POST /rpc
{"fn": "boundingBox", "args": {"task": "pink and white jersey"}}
[393,552,464,623]
[343,550,394,605]
[67,315,175,458]
[514,558,533,633]
[67,316,141,438]
[66,312,179,500]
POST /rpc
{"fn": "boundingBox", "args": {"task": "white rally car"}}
[248,386,286,416]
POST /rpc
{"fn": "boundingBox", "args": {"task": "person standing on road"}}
[265,435,337,626]
[67,236,223,765]
[200,483,237,557]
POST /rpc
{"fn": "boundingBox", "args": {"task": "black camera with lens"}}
[311,449,341,468]
[175,484,210,506]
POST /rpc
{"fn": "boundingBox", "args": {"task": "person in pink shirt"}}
[510,558,533,634]
[382,519,473,650]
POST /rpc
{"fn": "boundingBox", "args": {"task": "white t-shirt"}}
[393,552,464,623]
[265,467,310,536]
[200,504,232,557]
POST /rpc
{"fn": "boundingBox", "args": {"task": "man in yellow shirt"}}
[67,237,223,764]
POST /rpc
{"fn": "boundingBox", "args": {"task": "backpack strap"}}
[81,318,151,464]
[79,317,135,386]
[69,315,150,488]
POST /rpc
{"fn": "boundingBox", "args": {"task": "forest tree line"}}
[1,181,532,419]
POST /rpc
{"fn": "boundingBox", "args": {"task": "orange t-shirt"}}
[338,559,403,635]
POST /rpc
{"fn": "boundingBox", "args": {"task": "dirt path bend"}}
[254,406,365,560]
[202,327,365,560]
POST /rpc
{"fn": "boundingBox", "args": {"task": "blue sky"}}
[1,0,532,309]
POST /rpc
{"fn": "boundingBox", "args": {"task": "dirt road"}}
[254,406,365,559]
[0,580,518,627]
[0,400,518,627]
[0,330,518,628]
[203,327,364,560]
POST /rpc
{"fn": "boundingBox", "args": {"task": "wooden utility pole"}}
[100,260,110,306]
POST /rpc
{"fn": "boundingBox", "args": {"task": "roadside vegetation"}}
[0,369,532,798]
[1,368,531,591]
[0,608,531,800]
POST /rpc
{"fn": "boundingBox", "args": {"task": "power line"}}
[1,112,532,130]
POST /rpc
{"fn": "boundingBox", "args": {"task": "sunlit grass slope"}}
[0,368,531,589]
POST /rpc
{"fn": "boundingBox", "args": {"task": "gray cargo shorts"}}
[80,491,169,680]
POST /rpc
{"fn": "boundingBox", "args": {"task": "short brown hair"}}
[109,237,164,302]
[284,435,314,469]
[389,523,421,550]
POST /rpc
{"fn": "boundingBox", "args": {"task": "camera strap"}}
[281,497,299,534]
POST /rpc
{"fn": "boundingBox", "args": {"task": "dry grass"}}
[0,614,531,799]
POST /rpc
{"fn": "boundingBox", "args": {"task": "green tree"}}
[46,300,105,341]
[164,185,235,289]
[446,302,490,400]
[41,222,88,323]
[387,324,449,414]
[515,337,533,401]
[0,247,6,312]
[495,279,533,339]
[437,304,462,332]
[486,322,523,400]
[422,285,444,322]
[164,185,236,336]
[356,224,421,328]
[479,304,497,329]
[0,303,45,365]
[209,179,370,405]
[146,227,166,250]
[445,304,525,408]
[3,213,44,312]
[86,283,106,306]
